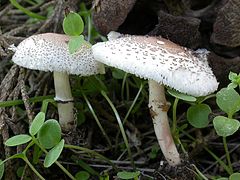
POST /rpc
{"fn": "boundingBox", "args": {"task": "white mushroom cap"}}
[107,31,122,41]
[92,33,219,97]
[12,33,105,75]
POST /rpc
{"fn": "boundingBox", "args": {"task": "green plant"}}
[117,171,140,180]
[0,95,54,108]
[75,171,90,180]
[216,172,240,180]
[182,71,240,176]
[79,2,107,43]
[10,0,46,20]
[101,90,135,168]
[73,158,100,177]
[0,111,116,179]
[168,89,213,130]
[0,160,3,180]
[210,72,240,175]
[166,73,239,178]
[0,112,74,180]
[213,87,240,174]
[63,11,90,54]
[148,143,160,159]
[167,89,197,142]
[63,12,84,36]
[227,72,240,89]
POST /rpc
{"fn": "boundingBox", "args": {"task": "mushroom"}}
[11,33,105,132]
[92,32,218,166]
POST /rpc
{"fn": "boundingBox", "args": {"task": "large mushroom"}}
[11,33,105,132]
[92,32,218,166]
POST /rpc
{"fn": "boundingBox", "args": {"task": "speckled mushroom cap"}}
[92,33,219,97]
[12,33,105,75]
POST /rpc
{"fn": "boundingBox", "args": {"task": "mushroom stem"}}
[148,80,181,166]
[53,71,75,132]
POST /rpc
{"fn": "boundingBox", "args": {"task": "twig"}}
[0,3,13,18]
[19,68,34,123]
[202,144,240,173]
[37,0,64,33]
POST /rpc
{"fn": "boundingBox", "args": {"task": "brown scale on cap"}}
[11,33,105,75]
[93,32,218,97]
[132,35,192,55]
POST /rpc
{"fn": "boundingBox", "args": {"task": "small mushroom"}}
[92,32,218,166]
[11,33,105,132]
